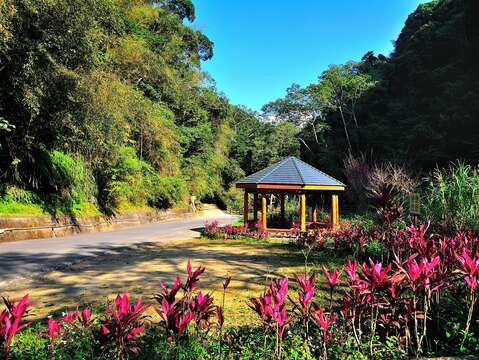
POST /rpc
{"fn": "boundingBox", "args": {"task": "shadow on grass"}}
[0,237,350,324]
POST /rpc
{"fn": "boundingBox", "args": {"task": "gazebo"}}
[235,157,345,232]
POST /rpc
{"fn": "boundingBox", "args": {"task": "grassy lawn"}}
[0,237,346,327]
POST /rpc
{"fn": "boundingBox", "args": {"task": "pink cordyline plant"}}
[322,266,342,290]
[47,306,92,353]
[155,258,220,344]
[312,306,336,360]
[395,252,444,355]
[203,220,221,238]
[332,225,369,253]
[291,273,315,346]
[80,307,92,328]
[294,273,315,314]
[322,266,342,311]
[341,257,368,347]
[61,308,79,325]
[100,293,149,359]
[457,248,479,345]
[0,294,32,360]
[204,219,267,240]
[359,259,393,356]
[156,298,194,341]
[184,258,205,294]
[47,317,61,341]
[190,291,216,330]
[249,277,292,359]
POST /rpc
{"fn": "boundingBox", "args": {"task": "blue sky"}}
[192,0,426,111]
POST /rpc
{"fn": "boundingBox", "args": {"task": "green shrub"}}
[0,187,42,216]
[223,187,243,213]
[0,146,100,216]
[423,162,479,230]
[49,151,97,204]
[9,325,48,360]
[98,146,187,214]
[344,213,377,230]
[146,173,187,209]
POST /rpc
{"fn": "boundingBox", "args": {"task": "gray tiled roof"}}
[236,157,345,187]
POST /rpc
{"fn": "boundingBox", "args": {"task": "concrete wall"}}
[0,208,192,243]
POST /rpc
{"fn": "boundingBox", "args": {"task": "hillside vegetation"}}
[0,0,240,215]
[264,0,479,178]
[1,0,478,217]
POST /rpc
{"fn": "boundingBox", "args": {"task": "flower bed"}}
[202,220,267,240]
[1,223,478,359]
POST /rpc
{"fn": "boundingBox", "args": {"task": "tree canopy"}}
[262,0,479,178]
[0,0,477,215]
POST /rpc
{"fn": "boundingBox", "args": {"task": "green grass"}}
[70,201,102,217]
[0,199,46,216]
[0,197,191,218]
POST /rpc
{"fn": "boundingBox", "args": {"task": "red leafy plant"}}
[0,294,32,360]
[293,224,327,250]
[203,220,267,240]
[457,248,479,345]
[47,307,93,359]
[331,225,370,253]
[99,293,149,360]
[154,259,219,344]
[312,306,336,360]
[249,277,293,359]
[202,220,222,239]
[334,224,479,357]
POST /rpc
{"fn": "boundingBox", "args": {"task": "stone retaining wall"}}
[0,208,192,243]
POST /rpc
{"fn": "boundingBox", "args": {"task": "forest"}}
[0,0,478,217]
[2,1,479,359]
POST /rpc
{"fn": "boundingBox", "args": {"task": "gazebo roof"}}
[236,156,345,190]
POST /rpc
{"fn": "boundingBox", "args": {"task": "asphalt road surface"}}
[0,210,237,285]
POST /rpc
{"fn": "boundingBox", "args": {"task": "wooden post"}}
[253,192,258,223]
[243,191,249,226]
[312,203,317,223]
[280,193,285,225]
[331,194,339,228]
[261,191,267,230]
[300,193,306,232]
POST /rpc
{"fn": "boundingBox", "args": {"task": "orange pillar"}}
[331,194,339,228]
[300,193,306,231]
[311,193,317,222]
[253,192,258,223]
[261,191,267,229]
[243,191,249,225]
[280,193,285,225]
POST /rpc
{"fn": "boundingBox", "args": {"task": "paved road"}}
[0,211,237,285]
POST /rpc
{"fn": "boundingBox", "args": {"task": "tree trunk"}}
[338,105,352,153]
